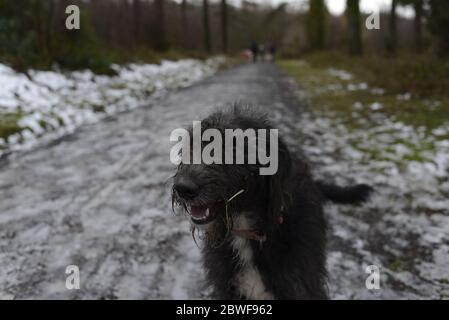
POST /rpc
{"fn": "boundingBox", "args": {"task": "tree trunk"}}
[307,0,326,51]
[413,0,423,53]
[428,0,449,57]
[181,0,188,48]
[152,0,166,51]
[44,0,55,60]
[221,0,228,53]
[203,0,211,52]
[133,0,141,47]
[34,0,47,58]
[387,0,397,54]
[346,0,362,55]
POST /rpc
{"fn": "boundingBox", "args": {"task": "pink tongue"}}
[190,206,208,219]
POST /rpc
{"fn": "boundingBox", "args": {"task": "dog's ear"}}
[266,139,291,225]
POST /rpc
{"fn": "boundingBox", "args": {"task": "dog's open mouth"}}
[187,204,219,224]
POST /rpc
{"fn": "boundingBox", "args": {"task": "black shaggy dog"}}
[172,106,372,300]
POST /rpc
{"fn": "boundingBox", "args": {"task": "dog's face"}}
[171,109,291,228]
[172,163,256,225]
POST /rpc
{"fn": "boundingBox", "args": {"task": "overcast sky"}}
[227,0,415,18]
[325,0,414,17]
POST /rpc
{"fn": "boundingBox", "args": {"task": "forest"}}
[0,0,448,74]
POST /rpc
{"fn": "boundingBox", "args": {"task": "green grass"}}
[278,54,449,166]
[0,112,22,141]
[278,57,449,132]
[300,52,449,99]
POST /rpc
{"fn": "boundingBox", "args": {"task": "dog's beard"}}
[173,189,245,248]
[172,198,226,247]
[190,202,238,248]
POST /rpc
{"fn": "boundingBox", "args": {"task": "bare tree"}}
[133,0,141,47]
[413,0,423,52]
[181,0,188,48]
[152,0,166,51]
[221,0,228,53]
[33,0,48,58]
[399,0,423,53]
[307,0,327,50]
[346,0,362,55]
[428,0,449,57]
[386,0,398,54]
[203,0,211,52]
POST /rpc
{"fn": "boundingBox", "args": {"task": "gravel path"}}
[0,63,447,299]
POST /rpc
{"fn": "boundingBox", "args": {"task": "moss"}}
[388,259,404,272]
[56,116,65,127]
[279,59,449,132]
[92,104,105,113]
[299,52,449,99]
[279,57,449,167]
[38,119,50,131]
[0,112,22,140]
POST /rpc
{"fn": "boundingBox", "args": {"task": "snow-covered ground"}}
[289,68,449,298]
[0,61,447,299]
[0,57,224,155]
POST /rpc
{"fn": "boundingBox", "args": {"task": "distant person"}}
[250,42,259,63]
[269,45,276,62]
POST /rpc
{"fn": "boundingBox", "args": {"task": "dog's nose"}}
[174,178,199,199]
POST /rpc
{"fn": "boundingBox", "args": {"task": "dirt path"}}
[0,63,446,299]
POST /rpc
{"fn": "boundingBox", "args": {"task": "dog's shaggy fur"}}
[172,106,372,300]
